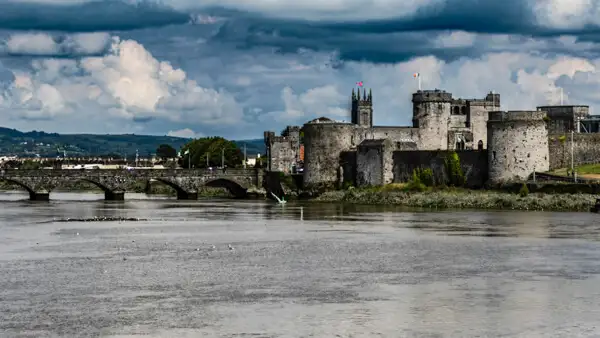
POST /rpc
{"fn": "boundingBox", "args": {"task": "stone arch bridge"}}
[0,168,264,201]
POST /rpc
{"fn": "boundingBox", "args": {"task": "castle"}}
[265,87,600,188]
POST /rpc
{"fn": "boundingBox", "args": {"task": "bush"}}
[519,183,529,197]
[405,180,427,192]
[444,151,466,187]
[413,168,434,187]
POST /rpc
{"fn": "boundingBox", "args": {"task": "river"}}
[1,191,600,337]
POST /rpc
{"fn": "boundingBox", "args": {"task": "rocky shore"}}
[312,186,598,212]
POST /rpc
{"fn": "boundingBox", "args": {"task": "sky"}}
[0,0,600,140]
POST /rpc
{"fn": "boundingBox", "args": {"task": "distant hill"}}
[0,127,265,158]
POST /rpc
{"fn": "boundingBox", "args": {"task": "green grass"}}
[550,163,600,177]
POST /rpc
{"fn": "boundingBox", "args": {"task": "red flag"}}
[356,81,363,87]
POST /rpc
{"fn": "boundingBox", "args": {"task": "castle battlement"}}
[264,86,598,189]
[488,110,546,122]
[412,89,453,103]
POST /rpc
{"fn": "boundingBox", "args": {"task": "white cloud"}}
[1,32,111,56]
[2,27,600,139]
[167,128,203,138]
[0,36,244,125]
[173,0,443,20]
[261,85,348,124]
[434,31,477,48]
[532,0,600,29]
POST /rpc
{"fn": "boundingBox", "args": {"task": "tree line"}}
[157,137,263,169]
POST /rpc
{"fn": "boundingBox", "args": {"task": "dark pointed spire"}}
[352,88,355,100]
[363,88,366,99]
[368,88,372,101]
[357,88,361,100]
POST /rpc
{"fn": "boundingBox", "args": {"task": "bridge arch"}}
[205,178,248,198]
[152,178,191,198]
[52,178,113,193]
[0,178,35,195]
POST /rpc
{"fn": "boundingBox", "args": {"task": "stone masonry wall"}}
[303,122,356,187]
[468,101,497,149]
[356,146,383,187]
[392,150,488,188]
[268,137,297,173]
[548,133,600,170]
[415,101,451,150]
[538,106,589,134]
[356,139,393,187]
[487,111,549,184]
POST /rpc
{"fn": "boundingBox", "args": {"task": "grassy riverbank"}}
[313,184,598,212]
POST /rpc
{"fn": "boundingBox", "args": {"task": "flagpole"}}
[560,88,564,105]
[418,76,421,91]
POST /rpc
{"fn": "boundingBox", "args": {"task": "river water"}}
[1,191,600,337]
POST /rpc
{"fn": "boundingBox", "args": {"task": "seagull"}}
[228,244,234,251]
[270,192,287,205]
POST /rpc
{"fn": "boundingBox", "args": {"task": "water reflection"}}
[1,193,600,336]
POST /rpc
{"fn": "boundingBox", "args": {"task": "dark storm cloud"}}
[206,13,600,64]
[0,0,189,32]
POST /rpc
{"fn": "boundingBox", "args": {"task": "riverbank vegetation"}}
[313,184,597,211]
[311,152,598,212]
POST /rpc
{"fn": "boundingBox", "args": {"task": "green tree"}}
[156,144,177,159]
[180,137,243,169]
[444,151,466,187]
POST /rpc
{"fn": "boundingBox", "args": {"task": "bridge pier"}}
[29,192,50,201]
[177,191,198,200]
[105,191,125,201]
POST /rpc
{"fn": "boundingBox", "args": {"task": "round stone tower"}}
[302,118,356,187]
[487,111,549,184]
[412,89,453,150]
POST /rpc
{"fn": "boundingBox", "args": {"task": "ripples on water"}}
[1,191,600,337]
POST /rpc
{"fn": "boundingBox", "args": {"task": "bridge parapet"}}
[0,168,264,201]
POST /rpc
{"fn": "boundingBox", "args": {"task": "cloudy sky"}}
[0,0,599,139]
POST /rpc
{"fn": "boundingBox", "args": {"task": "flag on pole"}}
[414,73,421,90]
[356,81,363,87]
[177,151,181,157]
[184,149,190,155]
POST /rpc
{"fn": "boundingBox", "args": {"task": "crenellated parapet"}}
[412,89,453,103]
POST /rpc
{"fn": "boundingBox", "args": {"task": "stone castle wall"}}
[356,139,394,186]
[548,133,600,170]
[392,150,488,187]
[487,111,549,184]
[538,105,589,134]
[303,122,356,187]
[413,100,452,150]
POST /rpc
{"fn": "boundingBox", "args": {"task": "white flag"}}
[184,149,190,155]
